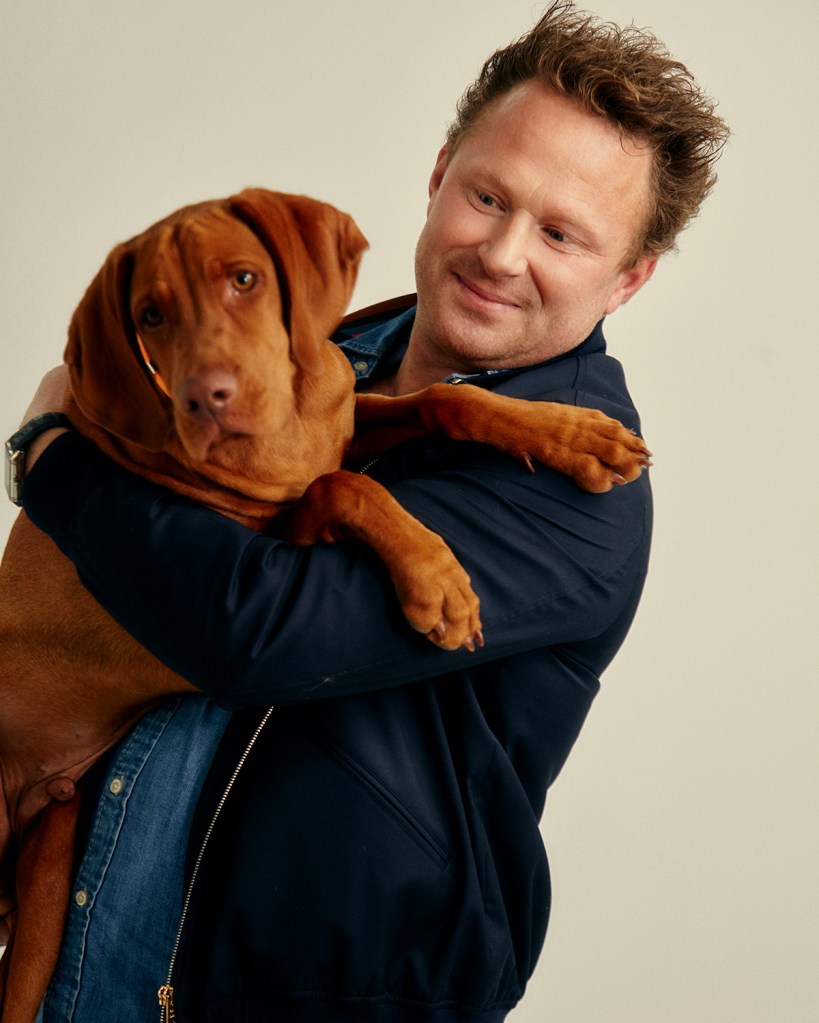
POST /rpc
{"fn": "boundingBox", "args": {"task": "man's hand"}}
[18,365,72,469]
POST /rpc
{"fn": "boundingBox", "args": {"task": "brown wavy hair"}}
[447,1,729,263]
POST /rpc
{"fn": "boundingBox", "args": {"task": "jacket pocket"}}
[312,731,451,871]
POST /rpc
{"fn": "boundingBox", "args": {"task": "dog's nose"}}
[179,370,238,421]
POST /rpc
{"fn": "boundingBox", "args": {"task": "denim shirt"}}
[36,700,231,1022]
[335,304,414,383]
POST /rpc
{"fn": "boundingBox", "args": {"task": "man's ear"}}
[428,144,450,199]
[604,256,658,315]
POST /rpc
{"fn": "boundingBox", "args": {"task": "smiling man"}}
[401,82,656,389]
[9,4,727,1022]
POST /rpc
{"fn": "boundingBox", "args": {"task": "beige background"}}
[1,1,817,1020]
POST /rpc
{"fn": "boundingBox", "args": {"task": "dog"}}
[0,188,650,1018]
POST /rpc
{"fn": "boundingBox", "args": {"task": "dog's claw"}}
[432,619,447,644]
[462,628,485,653]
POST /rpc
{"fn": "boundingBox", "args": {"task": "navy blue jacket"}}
[24,304,652,1022]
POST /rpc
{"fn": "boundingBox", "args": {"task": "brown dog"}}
[0,188,649,1018]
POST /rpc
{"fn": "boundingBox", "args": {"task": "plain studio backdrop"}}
[1,2,817,1020]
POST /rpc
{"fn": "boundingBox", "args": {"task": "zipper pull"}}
[158,984,176,1022]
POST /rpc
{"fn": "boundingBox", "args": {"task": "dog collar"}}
[5,412,72,506]
[136,334,172,399]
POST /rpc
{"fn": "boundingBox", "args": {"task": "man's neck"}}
[363,343,453,396]
[348,317,433,394]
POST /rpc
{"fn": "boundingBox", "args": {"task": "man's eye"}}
[477,191,496,208]
[232,270,257,292]
[139,306,164,329]
[545,228,567,243]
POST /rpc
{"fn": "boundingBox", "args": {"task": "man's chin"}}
[416,284,533,367]
[435,320,522,370]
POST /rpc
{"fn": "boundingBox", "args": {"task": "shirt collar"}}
[336,306,415,384]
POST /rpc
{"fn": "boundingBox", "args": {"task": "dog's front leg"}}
[278,470,482,652]
[351,385,651,492]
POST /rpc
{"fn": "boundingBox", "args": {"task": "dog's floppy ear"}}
[228,188,368,376]
[64,243,172,450]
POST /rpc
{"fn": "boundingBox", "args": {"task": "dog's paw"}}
[511,404,652,493]
[392,537,483,652]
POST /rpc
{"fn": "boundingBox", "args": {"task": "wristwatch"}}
[5,412,72,506]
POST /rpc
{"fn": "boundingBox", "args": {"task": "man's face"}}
[412,81,657,372]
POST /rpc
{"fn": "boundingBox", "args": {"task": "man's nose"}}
[477,215,529,278]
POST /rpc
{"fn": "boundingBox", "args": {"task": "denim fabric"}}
[37,696,230,1023]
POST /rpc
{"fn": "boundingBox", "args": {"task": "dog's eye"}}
[232,270,257,292]
[139,306,165,329]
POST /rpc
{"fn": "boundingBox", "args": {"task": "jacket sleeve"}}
[22,430,651,709]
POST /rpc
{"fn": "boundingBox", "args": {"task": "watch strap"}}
[5,412,72,506]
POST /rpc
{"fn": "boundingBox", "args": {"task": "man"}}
[13,3,727,1020]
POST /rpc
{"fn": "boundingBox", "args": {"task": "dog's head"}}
[65,188,368,460]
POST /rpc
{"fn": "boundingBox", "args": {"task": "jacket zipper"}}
[158,704,276,1022]
[357,456,382,475]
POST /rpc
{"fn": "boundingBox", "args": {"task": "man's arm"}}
[22,427,651,709]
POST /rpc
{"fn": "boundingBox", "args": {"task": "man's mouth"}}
[453,273,522,310]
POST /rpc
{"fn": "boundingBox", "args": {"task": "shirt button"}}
[109,777,124,795]
[75,889,89,907]
[353,361,369,373]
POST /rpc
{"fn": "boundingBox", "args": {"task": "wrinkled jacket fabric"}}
[24,303,652,1022]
